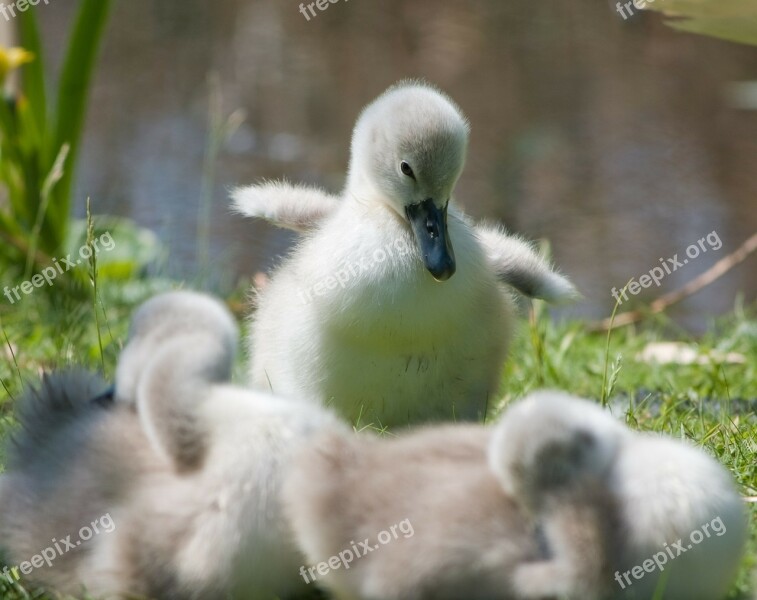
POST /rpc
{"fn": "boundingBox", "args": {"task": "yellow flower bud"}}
[0,47,35,84]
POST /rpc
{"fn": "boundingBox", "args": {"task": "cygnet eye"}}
[400,161,416,180]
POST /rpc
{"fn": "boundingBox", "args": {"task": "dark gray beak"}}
[405,199,456,281]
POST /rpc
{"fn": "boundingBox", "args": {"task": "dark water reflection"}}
[39,0,757,328]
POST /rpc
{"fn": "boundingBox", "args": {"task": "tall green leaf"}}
[17,6,48,148]
[49,0,112,245]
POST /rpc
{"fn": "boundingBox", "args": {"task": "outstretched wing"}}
[231,180,340,232]
[476,224,578,303]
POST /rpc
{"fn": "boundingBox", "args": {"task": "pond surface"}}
[39,0,757,329]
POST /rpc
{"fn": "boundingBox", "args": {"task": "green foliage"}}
[643,0,757,46]
[0,0,113,279]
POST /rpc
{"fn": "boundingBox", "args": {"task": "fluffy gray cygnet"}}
[0,291,344,599]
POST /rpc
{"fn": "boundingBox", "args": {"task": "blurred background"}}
[17,0,757,327]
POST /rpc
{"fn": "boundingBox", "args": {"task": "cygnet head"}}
[489,391,629,512]
[115,290,238,403]
[347,81,469,281]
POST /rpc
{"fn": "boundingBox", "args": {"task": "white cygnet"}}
[238,81,576,428]
[233,184,576,304]
[489,390,747,600]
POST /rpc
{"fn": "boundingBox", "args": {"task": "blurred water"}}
[38,0,757,327]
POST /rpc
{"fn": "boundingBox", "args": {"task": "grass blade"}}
[85,198,105,373]
[24,143,69,279]
[601,280,631,406]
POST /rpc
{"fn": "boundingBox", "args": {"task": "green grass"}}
[0,290,755,598]
[499,300,757,598]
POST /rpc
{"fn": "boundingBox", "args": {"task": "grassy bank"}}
[0,290,755,598]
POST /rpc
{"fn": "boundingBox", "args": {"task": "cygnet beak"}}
[405,199,456,281]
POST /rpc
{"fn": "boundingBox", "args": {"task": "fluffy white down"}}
[611,434,746,599]
[250,199,513,427]
[150,385,346,598]
[249,83,514,427]
[488,391,747,600]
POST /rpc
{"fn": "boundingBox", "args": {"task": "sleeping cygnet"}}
[490,390,747,600]
[0,291,345,599]
[238,80,576,429]
[283,424,541,600]
[283,390,745,600]
[283,408,651,600]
